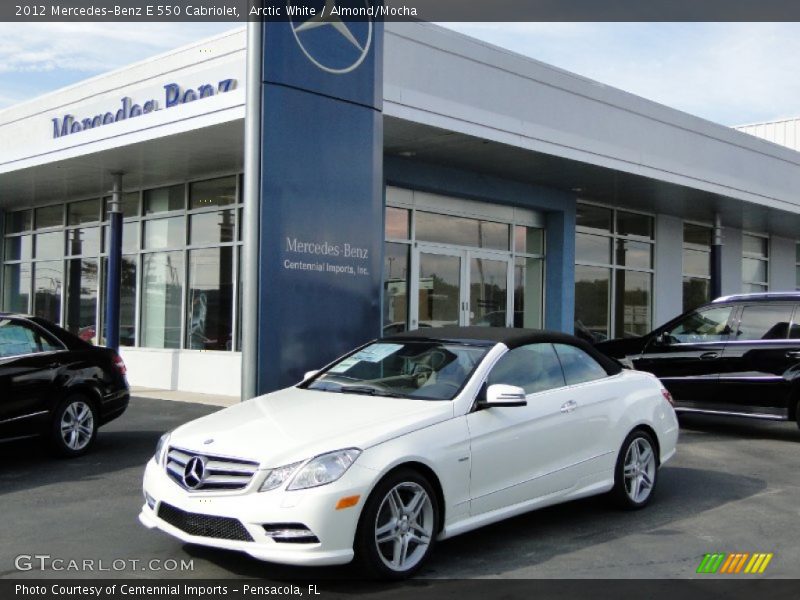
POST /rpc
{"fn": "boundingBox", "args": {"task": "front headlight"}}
[154,432,170,466]
[259,461,303,492]
[287,448,361,491]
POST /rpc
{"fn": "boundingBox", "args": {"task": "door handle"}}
[786,351,800,360]
[560,400,578,413]
[47,362,60,369]
[699,352,719,360]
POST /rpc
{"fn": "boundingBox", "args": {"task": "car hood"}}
[169,387,455,467]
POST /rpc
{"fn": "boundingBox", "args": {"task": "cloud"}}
[0,22,239,107]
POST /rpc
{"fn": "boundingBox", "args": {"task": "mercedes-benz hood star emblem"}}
[290,0,373,74]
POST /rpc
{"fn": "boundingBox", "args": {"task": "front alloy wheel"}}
[50,396,97,457]
[355,469,439,579]
[611,430,658,509]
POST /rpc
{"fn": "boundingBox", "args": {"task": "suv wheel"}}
[50,395,98,457]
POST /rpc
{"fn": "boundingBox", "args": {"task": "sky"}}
[0,21,799,126]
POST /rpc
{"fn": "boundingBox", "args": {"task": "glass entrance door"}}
[412,246,513,329]
[469,254,509,326]
[416,249,463,328]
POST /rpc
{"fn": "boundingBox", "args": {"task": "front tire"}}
[354,468,439,580]
[610,429,658,510]
[49,395,98,457]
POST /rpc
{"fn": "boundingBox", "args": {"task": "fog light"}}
[263,523,319,544]
[145,492,156,510]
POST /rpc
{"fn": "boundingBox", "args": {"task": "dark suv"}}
[595,293,800,427]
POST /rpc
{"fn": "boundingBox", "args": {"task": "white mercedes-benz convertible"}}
[139,327,678,578]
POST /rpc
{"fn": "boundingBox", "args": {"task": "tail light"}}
[661,388,674,406]
[112,352,127,377]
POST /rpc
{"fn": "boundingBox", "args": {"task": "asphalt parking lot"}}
[1,397,798,580]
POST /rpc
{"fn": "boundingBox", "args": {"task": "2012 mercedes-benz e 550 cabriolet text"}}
[139,327,678,578]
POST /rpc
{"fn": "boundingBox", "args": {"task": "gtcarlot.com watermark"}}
[15,554,194,572]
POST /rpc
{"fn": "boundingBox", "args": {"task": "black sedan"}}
[0,313,129,456]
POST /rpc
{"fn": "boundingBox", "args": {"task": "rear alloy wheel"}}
[355,469,439,579]
[50,395,97,457]
[611,430,658,509]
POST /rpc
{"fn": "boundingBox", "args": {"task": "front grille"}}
[166,446,259,491]
[158,502,253,541]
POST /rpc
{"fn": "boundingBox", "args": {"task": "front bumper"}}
[139,458,376,566]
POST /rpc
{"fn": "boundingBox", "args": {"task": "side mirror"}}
[303,370,320,381]
[479,384,528,408]
[654,333,672,346]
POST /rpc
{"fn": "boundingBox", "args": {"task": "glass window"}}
[102,222,139,254]
[735,305,794,341]
[553,344,607,385]
[189,210,235,245]
[576,204,612,234]
[513,257,543,329]
[514,226,544,255]
[616,211,654,239]
[0,320,41,357]
[67,199,101,225]
[615,270,652,338]
[101,256,138,347]
[143,216,185,249]
[663,306,733,343]
[35,205,63,229]
[743,234,768,257]
[576,233,611,264]
[4,235,32,261]
[104,192,140,219]
[189,176,237,209]
[742,258,767,285]
[141,251,184,349]
[683,248,711,278]
[416,212,509,250]
[33,260,63,324]
[5,210,31,234]
[66,227,101,256]
[469,257,508,327]
[3,263,31,313]
[186,247,234,350]
[574,265,610,342]
[615,239,652,269]
[683,278,710,313]
[34,232,63,260]
[684,223,712,247]
[65,258,99,343]
[144,185,184,214]
[488,343,566,394]
[385,207,410,240]
[383,242,410,335]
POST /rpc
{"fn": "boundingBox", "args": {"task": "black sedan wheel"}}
[50,395,98,457]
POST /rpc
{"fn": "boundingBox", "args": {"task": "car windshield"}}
[305,340,490,400]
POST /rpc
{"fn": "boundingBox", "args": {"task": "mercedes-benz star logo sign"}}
[290,0,373,74]
[183,456,207,490]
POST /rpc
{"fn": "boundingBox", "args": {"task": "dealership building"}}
[1,23,800,398]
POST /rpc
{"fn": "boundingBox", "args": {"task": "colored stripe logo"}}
[697,552,773,574]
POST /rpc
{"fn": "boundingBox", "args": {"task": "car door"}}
[467,343,580,516]
[715,302,800,418]
[0,318,64,438]
[632,304,735,408]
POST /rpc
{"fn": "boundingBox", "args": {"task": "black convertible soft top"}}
[385,326,622,376]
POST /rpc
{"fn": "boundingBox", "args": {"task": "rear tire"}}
[353,468,439,580]
[610,429,658,510]
[49,394,98,457]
